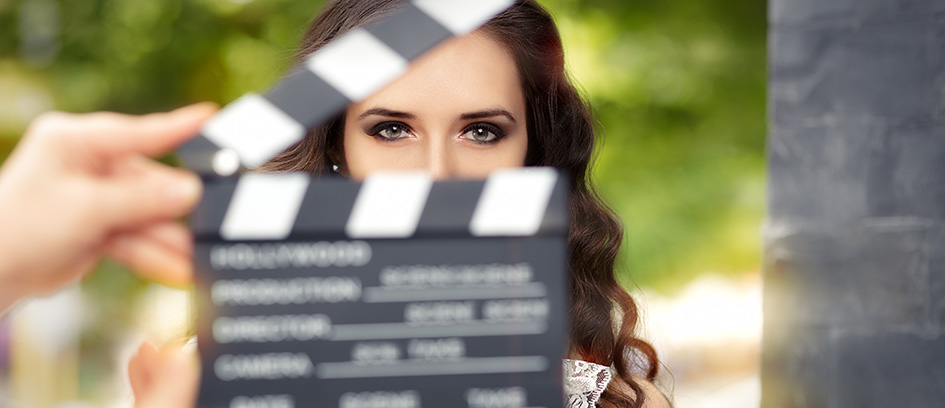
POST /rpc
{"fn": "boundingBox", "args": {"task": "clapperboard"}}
[179,1,570,407]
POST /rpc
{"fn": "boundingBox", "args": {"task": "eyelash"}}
[366,121,507,145]
[367,121,413,141]
[460,123,506,145]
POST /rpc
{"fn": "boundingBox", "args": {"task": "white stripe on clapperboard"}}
[307,29,409,101]
[412,0,515,35]
[220,173,310,240]
[197,0,516,175]
[201,94,305,169]
[345,172,433,238]
[470,168,559,236]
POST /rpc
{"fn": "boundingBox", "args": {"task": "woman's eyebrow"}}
[357,107,416,120]
[459,109,516,123]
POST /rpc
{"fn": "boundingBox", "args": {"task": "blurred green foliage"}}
[0,0,765,288]
[544,0,767,290]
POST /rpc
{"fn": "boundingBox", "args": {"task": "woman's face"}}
[340,30,528,180]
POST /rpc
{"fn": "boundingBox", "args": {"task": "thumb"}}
[129,342,159,399]
[134,346,199,408]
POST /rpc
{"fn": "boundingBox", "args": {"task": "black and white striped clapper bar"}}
[182,1,570,407]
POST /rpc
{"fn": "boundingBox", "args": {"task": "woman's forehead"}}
[352,30,525,116]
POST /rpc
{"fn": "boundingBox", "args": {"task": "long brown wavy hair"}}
[260,0,660,406]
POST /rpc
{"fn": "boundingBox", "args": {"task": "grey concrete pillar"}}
[764,1,945,407]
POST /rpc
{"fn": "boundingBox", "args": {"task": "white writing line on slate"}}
[362,283,547,303]
[331,321,546,341]
[316,356,549,379]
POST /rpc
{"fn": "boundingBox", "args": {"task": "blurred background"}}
[0,0,766,406]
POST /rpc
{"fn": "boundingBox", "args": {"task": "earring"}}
[332,164,340,172]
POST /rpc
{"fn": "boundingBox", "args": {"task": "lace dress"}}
[563,359,612,408]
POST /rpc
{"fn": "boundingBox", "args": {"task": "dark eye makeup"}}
[460,122,506,145]
[367,121,413,141]
[364,121,508,145]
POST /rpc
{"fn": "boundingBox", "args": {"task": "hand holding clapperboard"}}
[178,1,569,407]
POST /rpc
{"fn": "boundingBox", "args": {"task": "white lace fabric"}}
[563,359,612,408]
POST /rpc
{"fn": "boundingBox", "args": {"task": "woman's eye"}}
[369,122,412,141]
[460,123,504,144]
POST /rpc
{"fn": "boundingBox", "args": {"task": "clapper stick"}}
[178,0,515,177]
[191,169,567,241]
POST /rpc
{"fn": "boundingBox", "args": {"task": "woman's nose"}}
[424,138,454,180]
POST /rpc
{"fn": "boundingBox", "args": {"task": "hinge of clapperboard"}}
[178,0,567,242]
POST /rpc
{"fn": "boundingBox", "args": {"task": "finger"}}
[135,346,199,408]
[96,159,203,228]
[32,102,217,159]
[26,253,100,297]
[129,342,159,399]
[112,221,193,259]
[89,102,218,158]
[108,223,194,287]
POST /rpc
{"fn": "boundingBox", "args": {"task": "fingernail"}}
[183,336,199,353]
[165,173,202,207]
